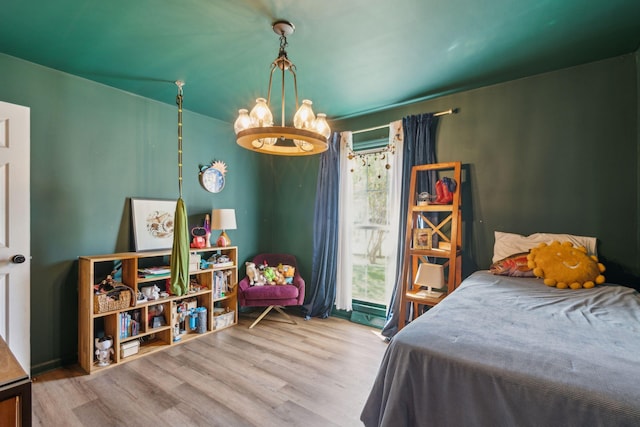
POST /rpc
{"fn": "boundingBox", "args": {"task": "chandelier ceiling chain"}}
[234,20,330,156]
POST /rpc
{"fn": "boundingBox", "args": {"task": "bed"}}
[361,271,640,426]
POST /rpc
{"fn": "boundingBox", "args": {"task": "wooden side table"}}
[0,337,31,427]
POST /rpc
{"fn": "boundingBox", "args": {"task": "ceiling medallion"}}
[234,20,330,156]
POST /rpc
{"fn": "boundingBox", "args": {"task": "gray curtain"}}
[381,113,439,338]
[303,132,341,319]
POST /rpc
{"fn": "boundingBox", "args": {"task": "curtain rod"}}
[351,108,456,135]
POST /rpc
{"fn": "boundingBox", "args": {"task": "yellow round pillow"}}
[526,241,605,289]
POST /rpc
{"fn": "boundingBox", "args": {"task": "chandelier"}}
[234,20,330,156]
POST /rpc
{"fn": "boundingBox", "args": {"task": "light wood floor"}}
[31,314,388,427]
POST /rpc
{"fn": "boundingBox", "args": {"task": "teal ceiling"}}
[1,0,639,123]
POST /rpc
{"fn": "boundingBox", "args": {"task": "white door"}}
[0,100,30,373]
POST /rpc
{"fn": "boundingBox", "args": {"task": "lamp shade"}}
[414,263,445,289]
[211,209,237,230]
[211,209,236,247]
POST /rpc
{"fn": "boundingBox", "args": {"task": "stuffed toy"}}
[278,264,296,284]
[263,266,276,284]
[245,262,259,285]
[254,273,267,286]
[273,270,286,285]
[527,241,605,289]
[261,266,284,285]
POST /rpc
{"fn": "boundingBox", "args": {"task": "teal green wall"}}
[258,155,319,281]
[274,53,640,292]
[0,53,263,373]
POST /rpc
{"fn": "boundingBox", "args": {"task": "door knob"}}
[11,255,26,264]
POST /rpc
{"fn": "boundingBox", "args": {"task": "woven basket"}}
[94,284,133,314]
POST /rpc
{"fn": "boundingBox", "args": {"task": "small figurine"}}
[95,336,114,367]
[190,226,207,248]
[137,290,147,303]
[141,284,160,301]
[204,214,212,248]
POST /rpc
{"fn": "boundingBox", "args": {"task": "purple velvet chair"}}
[238,253,305,328]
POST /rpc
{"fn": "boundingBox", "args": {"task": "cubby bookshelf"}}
[78,246,238,374]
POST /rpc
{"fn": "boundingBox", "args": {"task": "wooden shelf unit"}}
[78,246,238,374]
[398,162,462,331]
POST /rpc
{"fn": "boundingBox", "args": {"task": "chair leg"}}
[248,305,298,328]
[274,306,297,325]
[249,306,275,329]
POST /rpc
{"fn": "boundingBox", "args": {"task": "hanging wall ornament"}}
[199,160,228,193]
[346,136,397,178]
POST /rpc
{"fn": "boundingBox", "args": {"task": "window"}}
[351,148,393,305]
[336,123,403,325]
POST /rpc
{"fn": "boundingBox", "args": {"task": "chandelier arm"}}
[266,62,277,106]
[280,61,287,127]
[289,66,299,111]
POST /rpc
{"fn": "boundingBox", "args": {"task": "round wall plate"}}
[199,160,227,193]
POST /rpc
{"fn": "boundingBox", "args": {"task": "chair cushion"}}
[242,284,299,301]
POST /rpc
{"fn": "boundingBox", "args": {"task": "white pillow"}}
[493,231,597,263]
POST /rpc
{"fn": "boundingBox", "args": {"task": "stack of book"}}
[138,266,170,278]
[119,310,140,338]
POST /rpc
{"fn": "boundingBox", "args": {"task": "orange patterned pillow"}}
[490,252,535,277]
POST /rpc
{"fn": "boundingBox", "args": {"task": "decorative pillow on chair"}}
[489,252,535,277]
[493,231,597,263]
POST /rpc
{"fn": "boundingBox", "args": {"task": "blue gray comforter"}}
[361,271,640,426]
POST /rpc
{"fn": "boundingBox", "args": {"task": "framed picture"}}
[131,198,177,251]
[413,228,432,250]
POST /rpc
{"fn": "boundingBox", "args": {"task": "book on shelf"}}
[119,309,141,339]
[213,261,234,268]
[138,266,171,277]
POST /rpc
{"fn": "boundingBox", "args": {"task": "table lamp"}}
[211,209,237,247]
[414,262,445,297]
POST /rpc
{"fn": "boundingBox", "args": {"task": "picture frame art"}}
[413,228,433,250]
[131,198,177,251]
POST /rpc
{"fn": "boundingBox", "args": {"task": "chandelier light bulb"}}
[234,109,251,134]
[253,136,277,147]
[294,139,314,151]
[313,113,331,139]
[293,99,316,130]
[250,97,273,127]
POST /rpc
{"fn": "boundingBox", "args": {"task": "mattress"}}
[361,271,640,426]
